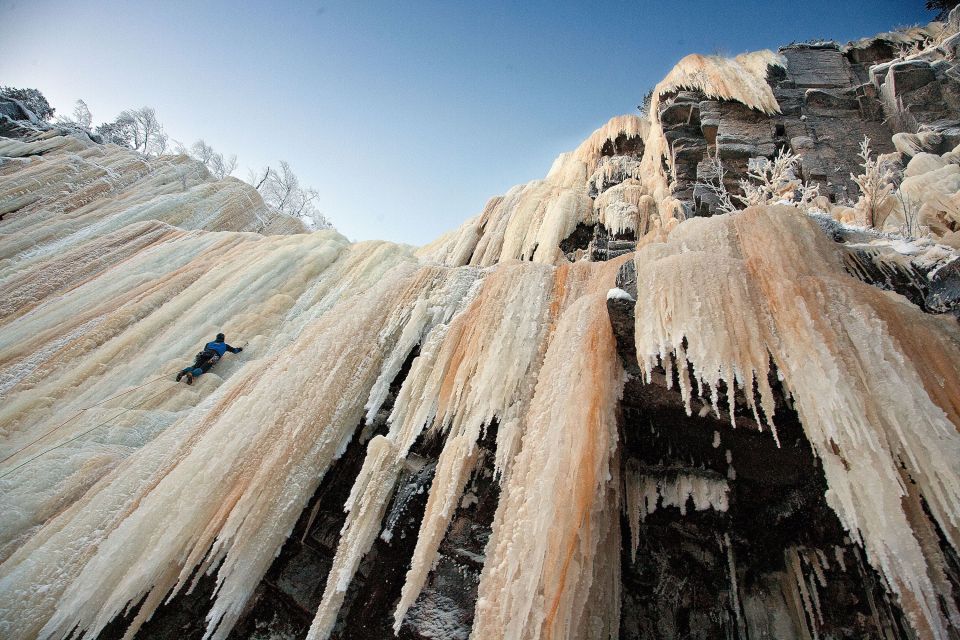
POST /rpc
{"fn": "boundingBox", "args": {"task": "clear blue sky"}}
[0,0,932,244]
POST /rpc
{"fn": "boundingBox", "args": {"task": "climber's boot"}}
[185,372,194,385]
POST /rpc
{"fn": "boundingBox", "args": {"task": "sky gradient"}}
[0,0,934,244]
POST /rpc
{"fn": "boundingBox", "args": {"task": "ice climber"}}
[176,333,243,384]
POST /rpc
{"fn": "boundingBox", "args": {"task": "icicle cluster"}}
[622,461,729,562]
[417,115,649,267]
[634,205,960,639]
[308,257,630,639]
[470,292,624,639]
[594,179,654,236]
[653,51,786,116]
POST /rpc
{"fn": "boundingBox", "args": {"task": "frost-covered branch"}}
[895,191,925,239]
[736,147,819,208]
[696,147,818,215]
[695,152,739,214]
[851,136,895,228]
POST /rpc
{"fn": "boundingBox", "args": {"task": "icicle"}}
[787,548,821,640]
[308,436,404,640]
[623,460,643,564]
[622,465,729,563]
[834,546,847,572]
[393,434,478,632]
[471,291,625,640]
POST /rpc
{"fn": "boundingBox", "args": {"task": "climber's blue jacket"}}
[204,340,241,357]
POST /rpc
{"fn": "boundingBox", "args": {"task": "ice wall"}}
[3,35,960,639]
[0,130,631,640]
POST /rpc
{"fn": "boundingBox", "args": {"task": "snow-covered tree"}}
[926,0,958,20]
[249,161,333,230]
[696,151,738,214]
[696,147,818,214]
[189,139,237,179]
[851,136,895,228]
[56,100,93,131]
[70,100,93,129]
[0,86,55,120]
[95,107,167,156]
[737,147,819,208]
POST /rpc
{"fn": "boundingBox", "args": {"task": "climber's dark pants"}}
[180,356,216,378]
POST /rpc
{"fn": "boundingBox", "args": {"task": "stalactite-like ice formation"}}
[594,179,654,237]
[471,289,624,640]
[654,51,786,115]
[307,256,631,639]
[622,461,729,562]
[634,205,960,639]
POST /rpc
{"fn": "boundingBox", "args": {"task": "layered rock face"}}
[662,24,958,218]
[2,14,960,640]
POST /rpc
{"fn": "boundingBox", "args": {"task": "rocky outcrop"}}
[648,25,960,219]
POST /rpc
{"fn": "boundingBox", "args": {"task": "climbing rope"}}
[0,381,176,481]
[0,372,176,467]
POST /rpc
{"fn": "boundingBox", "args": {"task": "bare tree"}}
[250,161,332,230]
[248,166,272,190]
[190,139,237,179]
